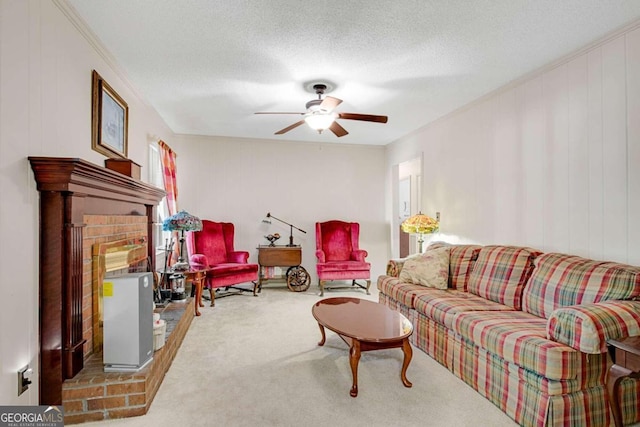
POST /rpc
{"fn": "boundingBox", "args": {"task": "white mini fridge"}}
[103,272,154,372]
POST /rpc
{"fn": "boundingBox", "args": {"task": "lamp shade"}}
[401,212,439,235]
[162,210,203,232]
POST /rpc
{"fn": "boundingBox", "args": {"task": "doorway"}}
[393,155,422,258]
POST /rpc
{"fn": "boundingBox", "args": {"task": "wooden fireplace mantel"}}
[29,157,166,405]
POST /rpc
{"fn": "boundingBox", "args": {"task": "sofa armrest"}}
[386,258,409,277]
[227,251,249,263]
[351,250,368,262]
[190,253,209,269]
[315,250,326,263]
[547,300,640,354]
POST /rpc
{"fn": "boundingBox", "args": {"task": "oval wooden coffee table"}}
[312,297,413,397]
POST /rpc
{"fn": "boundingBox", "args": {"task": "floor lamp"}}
[401,212,439,253]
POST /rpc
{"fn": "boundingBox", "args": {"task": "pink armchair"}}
[315,220,371,296]
[186,220,259,301]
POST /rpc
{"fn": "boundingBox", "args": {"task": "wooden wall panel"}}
[543,64,570,252]
[602,36,628,262]
[469,101,494,244]
[493,89,521,245]
[567,55,590,257]
[520,77,545,250]
[587,48,604,260]
[627,28,640,265]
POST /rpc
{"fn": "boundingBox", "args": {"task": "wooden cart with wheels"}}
[257,245,310,292]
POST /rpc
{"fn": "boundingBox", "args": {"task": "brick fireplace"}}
[29,157,166,404]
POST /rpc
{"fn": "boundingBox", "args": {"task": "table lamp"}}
[162,210,203,271]
[401,212,439,253]
[263,212,306,246]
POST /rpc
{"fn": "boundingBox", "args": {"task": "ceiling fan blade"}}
[275,120,305,135]
[329,121,349,137]
[320,96,342,111]
[255,112,305,115]
[338,112,388,123]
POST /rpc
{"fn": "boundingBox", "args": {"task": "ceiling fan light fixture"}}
[304,113,335,131]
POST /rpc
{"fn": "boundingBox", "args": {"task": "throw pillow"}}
[399,246,450,289]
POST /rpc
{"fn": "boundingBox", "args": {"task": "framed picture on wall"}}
[91,70,128,159]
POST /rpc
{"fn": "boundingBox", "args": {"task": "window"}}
[149,143,171,252]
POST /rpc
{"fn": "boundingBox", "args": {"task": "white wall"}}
[0,0,174,404]
[171,135,388,286]
[386,23,640,265]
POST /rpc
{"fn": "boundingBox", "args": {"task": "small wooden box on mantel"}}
[105,158,141,180]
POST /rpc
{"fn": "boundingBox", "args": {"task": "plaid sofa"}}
[378,243,640,426]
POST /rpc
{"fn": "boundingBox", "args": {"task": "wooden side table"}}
[257,245,310,292]
[607,337,640,427]
[176,267,212,316]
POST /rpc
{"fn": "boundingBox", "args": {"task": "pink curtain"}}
[159,140,180,266]
[158,140,178,215]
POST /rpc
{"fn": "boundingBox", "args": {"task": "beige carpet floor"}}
[82,284,518,427]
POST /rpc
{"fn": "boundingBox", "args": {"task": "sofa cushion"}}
[414,289,516,329]
[427,242,482,290]
[452,311,580,380]
[399,247,450,289]
[377,275,437,308]
[466,246,540,309]
[522,253,640,319]
[547,300,640,353]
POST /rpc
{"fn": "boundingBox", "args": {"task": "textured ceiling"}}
[68,0,640,145]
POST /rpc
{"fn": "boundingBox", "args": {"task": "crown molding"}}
[53,0,152,107]
[394,17,640,145]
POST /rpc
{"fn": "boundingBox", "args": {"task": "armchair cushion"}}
[227,251,249,263]
[318,220,355,261]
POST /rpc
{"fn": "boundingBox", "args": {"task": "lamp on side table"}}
[162,210,203,299]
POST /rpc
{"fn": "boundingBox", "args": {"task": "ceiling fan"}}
[254,83,388,137]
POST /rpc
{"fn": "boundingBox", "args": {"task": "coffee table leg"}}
[317,323,326,346]
[349,340,361,397]
[400,338,413,388]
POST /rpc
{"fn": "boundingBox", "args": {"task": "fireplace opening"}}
[91,235,150,355]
